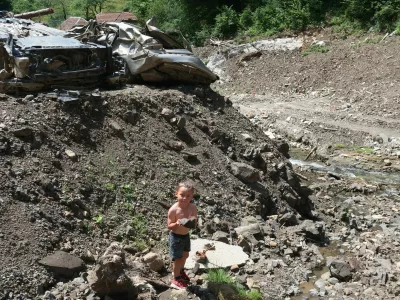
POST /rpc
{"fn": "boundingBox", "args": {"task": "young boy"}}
[168,181,198,289]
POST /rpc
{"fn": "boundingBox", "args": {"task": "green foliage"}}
[206,268,234,284]
[105,183,116,191]
[132,238,148,251]
[213,6,239,38]
[131,213,148,236]
[246,290,263,300]
[344,0,375,25]
[206,268,262,300]
[334,144,374,154]
[9,0,400,45]
[301,44,330,56]
[396,21,400,34]
[122,184,136,202]
[92,215,104,226]
[127,212,149,251]
[239,7,253,29]
[374,2,400,32]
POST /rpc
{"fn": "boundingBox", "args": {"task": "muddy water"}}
[292,245,340,300]
[289,148,400,186]
[288,148,399,298]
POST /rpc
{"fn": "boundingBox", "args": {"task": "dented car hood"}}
[0,15,218,93]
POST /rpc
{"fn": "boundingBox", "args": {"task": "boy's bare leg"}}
[181,252,189,271]
[173,258,184,277]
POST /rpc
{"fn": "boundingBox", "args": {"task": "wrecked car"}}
[0,14,110,93]
[66,17,218,85]
[0,11,218,93]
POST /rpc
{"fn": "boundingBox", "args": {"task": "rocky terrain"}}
[0,84,314,300]
[193,30,400,299]
[1,31,400,300]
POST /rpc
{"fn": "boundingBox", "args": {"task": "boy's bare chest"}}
[175,207,192,219]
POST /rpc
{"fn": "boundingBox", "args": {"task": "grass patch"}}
[206,268,235,284]
[126,213,149,251]
[301,44,330,56]
[122,184,137,202]
[131,213,148,236]
[92,215,104,227]
[352,36,382,49]
[206,268,263,300]
[353,146,374,154]
[334,144,374,154]
[105,183,116,191]
[132,238,148,251]
[246,290,264,300]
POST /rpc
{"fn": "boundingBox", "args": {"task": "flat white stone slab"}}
[186,238,249,269]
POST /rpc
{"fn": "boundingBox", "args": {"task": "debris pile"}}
[0,12,218,93]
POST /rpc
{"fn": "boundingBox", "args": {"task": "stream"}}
[290,158,400,186]
[289,149,399,298]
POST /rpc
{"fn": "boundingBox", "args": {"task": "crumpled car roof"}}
[0,14,218,94]
[67,17,218,84]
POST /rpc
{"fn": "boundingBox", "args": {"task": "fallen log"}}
[305,146,317,161]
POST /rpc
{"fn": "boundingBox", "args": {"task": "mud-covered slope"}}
[0,85,312,297]
[195,34,400,159]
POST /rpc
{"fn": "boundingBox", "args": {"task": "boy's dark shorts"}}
[169,232,190,261]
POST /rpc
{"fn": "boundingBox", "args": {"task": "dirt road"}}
[197,32,400,159]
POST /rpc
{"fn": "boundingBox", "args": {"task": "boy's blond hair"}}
[176,180,197,193]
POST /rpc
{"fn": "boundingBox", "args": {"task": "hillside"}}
[0,85,312,299]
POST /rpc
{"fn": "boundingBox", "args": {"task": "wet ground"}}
[289,148,399,299]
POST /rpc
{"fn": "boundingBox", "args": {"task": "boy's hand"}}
[176,219,182,226]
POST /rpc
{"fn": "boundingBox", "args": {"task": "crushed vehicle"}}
[66,17,218,85]
[0,10,110,93]
[0,11,218,93]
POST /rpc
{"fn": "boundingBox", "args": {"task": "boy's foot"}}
[171,279,187,289]
[180,270,190,282]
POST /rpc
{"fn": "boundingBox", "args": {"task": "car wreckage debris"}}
[14,8,55,20]
[0,12,218,93]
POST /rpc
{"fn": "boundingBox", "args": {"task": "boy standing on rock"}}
[168,181,198,289]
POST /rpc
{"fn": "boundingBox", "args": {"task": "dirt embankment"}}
[0,85,312,298]
[1,32,400,300]
[196,33,400,169]
[190,33,400,300]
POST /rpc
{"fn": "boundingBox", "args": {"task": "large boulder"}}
[208,282,240,300]
[212,231,230,244]
[87,242,138,298]
[38,251,85,278]
[230,162,260,183]
[299,220,325,241]
[234,224,262,239]
[329,260,352,282]
[240,216,258,226]
[143,252,164,272]
[278,212,298,226]
[158,289,192,300]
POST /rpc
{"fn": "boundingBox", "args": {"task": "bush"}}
[246,289,264,300]
[344,0,375,25]
[396,20,400,34]
[246,4,284,36]
[286,0,311,30]
[205,268,263,300]
[301,44,330,56]
[239,7,253,29]
[374,3,400,31]
[213,6,239,38]
[206,268,235,284]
